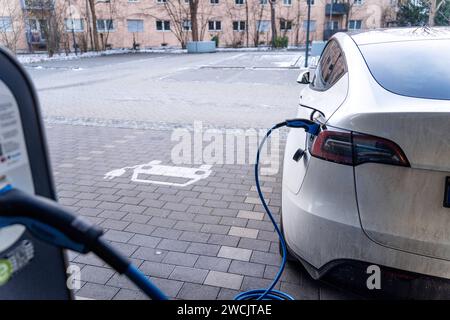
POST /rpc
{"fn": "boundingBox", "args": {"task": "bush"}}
[273,36,288,48]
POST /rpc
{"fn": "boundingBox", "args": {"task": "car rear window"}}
[359,39,450,100]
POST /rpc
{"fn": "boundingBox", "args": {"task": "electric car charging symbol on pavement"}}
[104,160,213,187]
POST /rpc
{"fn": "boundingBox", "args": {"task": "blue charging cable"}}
[234,119,320,300]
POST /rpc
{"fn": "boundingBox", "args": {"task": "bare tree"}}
[0,0,24,53]
[146,0,191,48]
[269,0,276,46]
[224,0,246,47]
[87,0,99,50]
[427,0,447,26]
[341,0,355,30]
[293,0,302,45]
[250,0,267,47]
[198,0,214,40]
[97,0,119,50]
[189,0,200,41]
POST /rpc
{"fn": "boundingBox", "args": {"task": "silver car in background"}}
[281,27,450,297]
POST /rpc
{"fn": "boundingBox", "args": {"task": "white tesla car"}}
[281,27,450,295]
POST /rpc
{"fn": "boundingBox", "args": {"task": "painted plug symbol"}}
[104,168,127,180]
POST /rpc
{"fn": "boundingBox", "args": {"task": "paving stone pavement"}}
[46,123,356,300]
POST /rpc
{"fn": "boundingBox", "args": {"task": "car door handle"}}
[293,148,305,162]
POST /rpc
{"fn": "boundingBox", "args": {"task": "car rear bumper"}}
[282,179,450,282]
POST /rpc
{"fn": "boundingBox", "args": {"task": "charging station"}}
[0,47,71,299]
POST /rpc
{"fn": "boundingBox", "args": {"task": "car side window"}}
[311,40,347,90]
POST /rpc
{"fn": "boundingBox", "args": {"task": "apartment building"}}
[0,0,398,52]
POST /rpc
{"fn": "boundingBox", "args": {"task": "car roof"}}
[348,26,450,46]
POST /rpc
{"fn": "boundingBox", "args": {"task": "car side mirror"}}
[297,69,310,84]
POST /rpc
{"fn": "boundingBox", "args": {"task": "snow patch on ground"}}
[16,46,305,64]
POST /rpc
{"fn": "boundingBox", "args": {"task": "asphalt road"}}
[26,51,303,130]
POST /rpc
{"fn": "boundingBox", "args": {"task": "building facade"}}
[0,0,399,53]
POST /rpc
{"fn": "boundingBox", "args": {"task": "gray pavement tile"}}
[124,223,156,235]
[187,242,220,256]
[177,283,220,300]
[128,234,162,248]
[149,277,184,298]
[228,226,259,239]
[81,265,115,285]
[100,219,130,231]
[194,256,231,272]
[217,288,240,300]
[179,231,210,243]
[157,239,190,252]
[76,283,119,300]
[122,213,151,224]
[132,247,167,262]
[162,252,199,267]
[104,229,134,243]
[151,227,182,240]
[201,224,230,235]
[250,251,281,266]
[113,288,149,300]
[208,234,240,247]
[228,260,265,278]
[238,238,271,252]
[140,261,175,278]
[204,271,243,290]
[169,266,208,284]
[218,246,252,262]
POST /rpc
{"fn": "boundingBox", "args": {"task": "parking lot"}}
[25,51,357,300]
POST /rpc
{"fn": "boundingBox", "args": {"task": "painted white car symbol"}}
[104,160,212,187]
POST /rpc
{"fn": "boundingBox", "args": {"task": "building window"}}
[302,20,316,32]
[280,19,292,31]
[348,20,362,30]
[127,19,144,32]
[210,0,219,4]
[182,20,191,31]
[65,19,84,32]
[0,17,12,32]
[208,20,221,31]
[232,20,246,31]
[128,0,139,2]
[156,20,170,31]
[97,19,114,32]
[260,0,268,4]
[354,0,363,5]
[257,20,270,32]
[235,0,244,5]
[156,0,167,3]
[326,20,339,30]
[283,0,292,5]
[307,0,314,4]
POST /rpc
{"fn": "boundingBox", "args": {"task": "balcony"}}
[325,3,347,15]
[323,28,347,40]
[21,0,54,10]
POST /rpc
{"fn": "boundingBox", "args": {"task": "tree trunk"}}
[428,0,437,26]
[190,0,199,42]
[270,0,276,47]
[88,0,100,51]
[245,1,249,47]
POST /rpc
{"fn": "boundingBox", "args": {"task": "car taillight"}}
[310,129,410,167]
